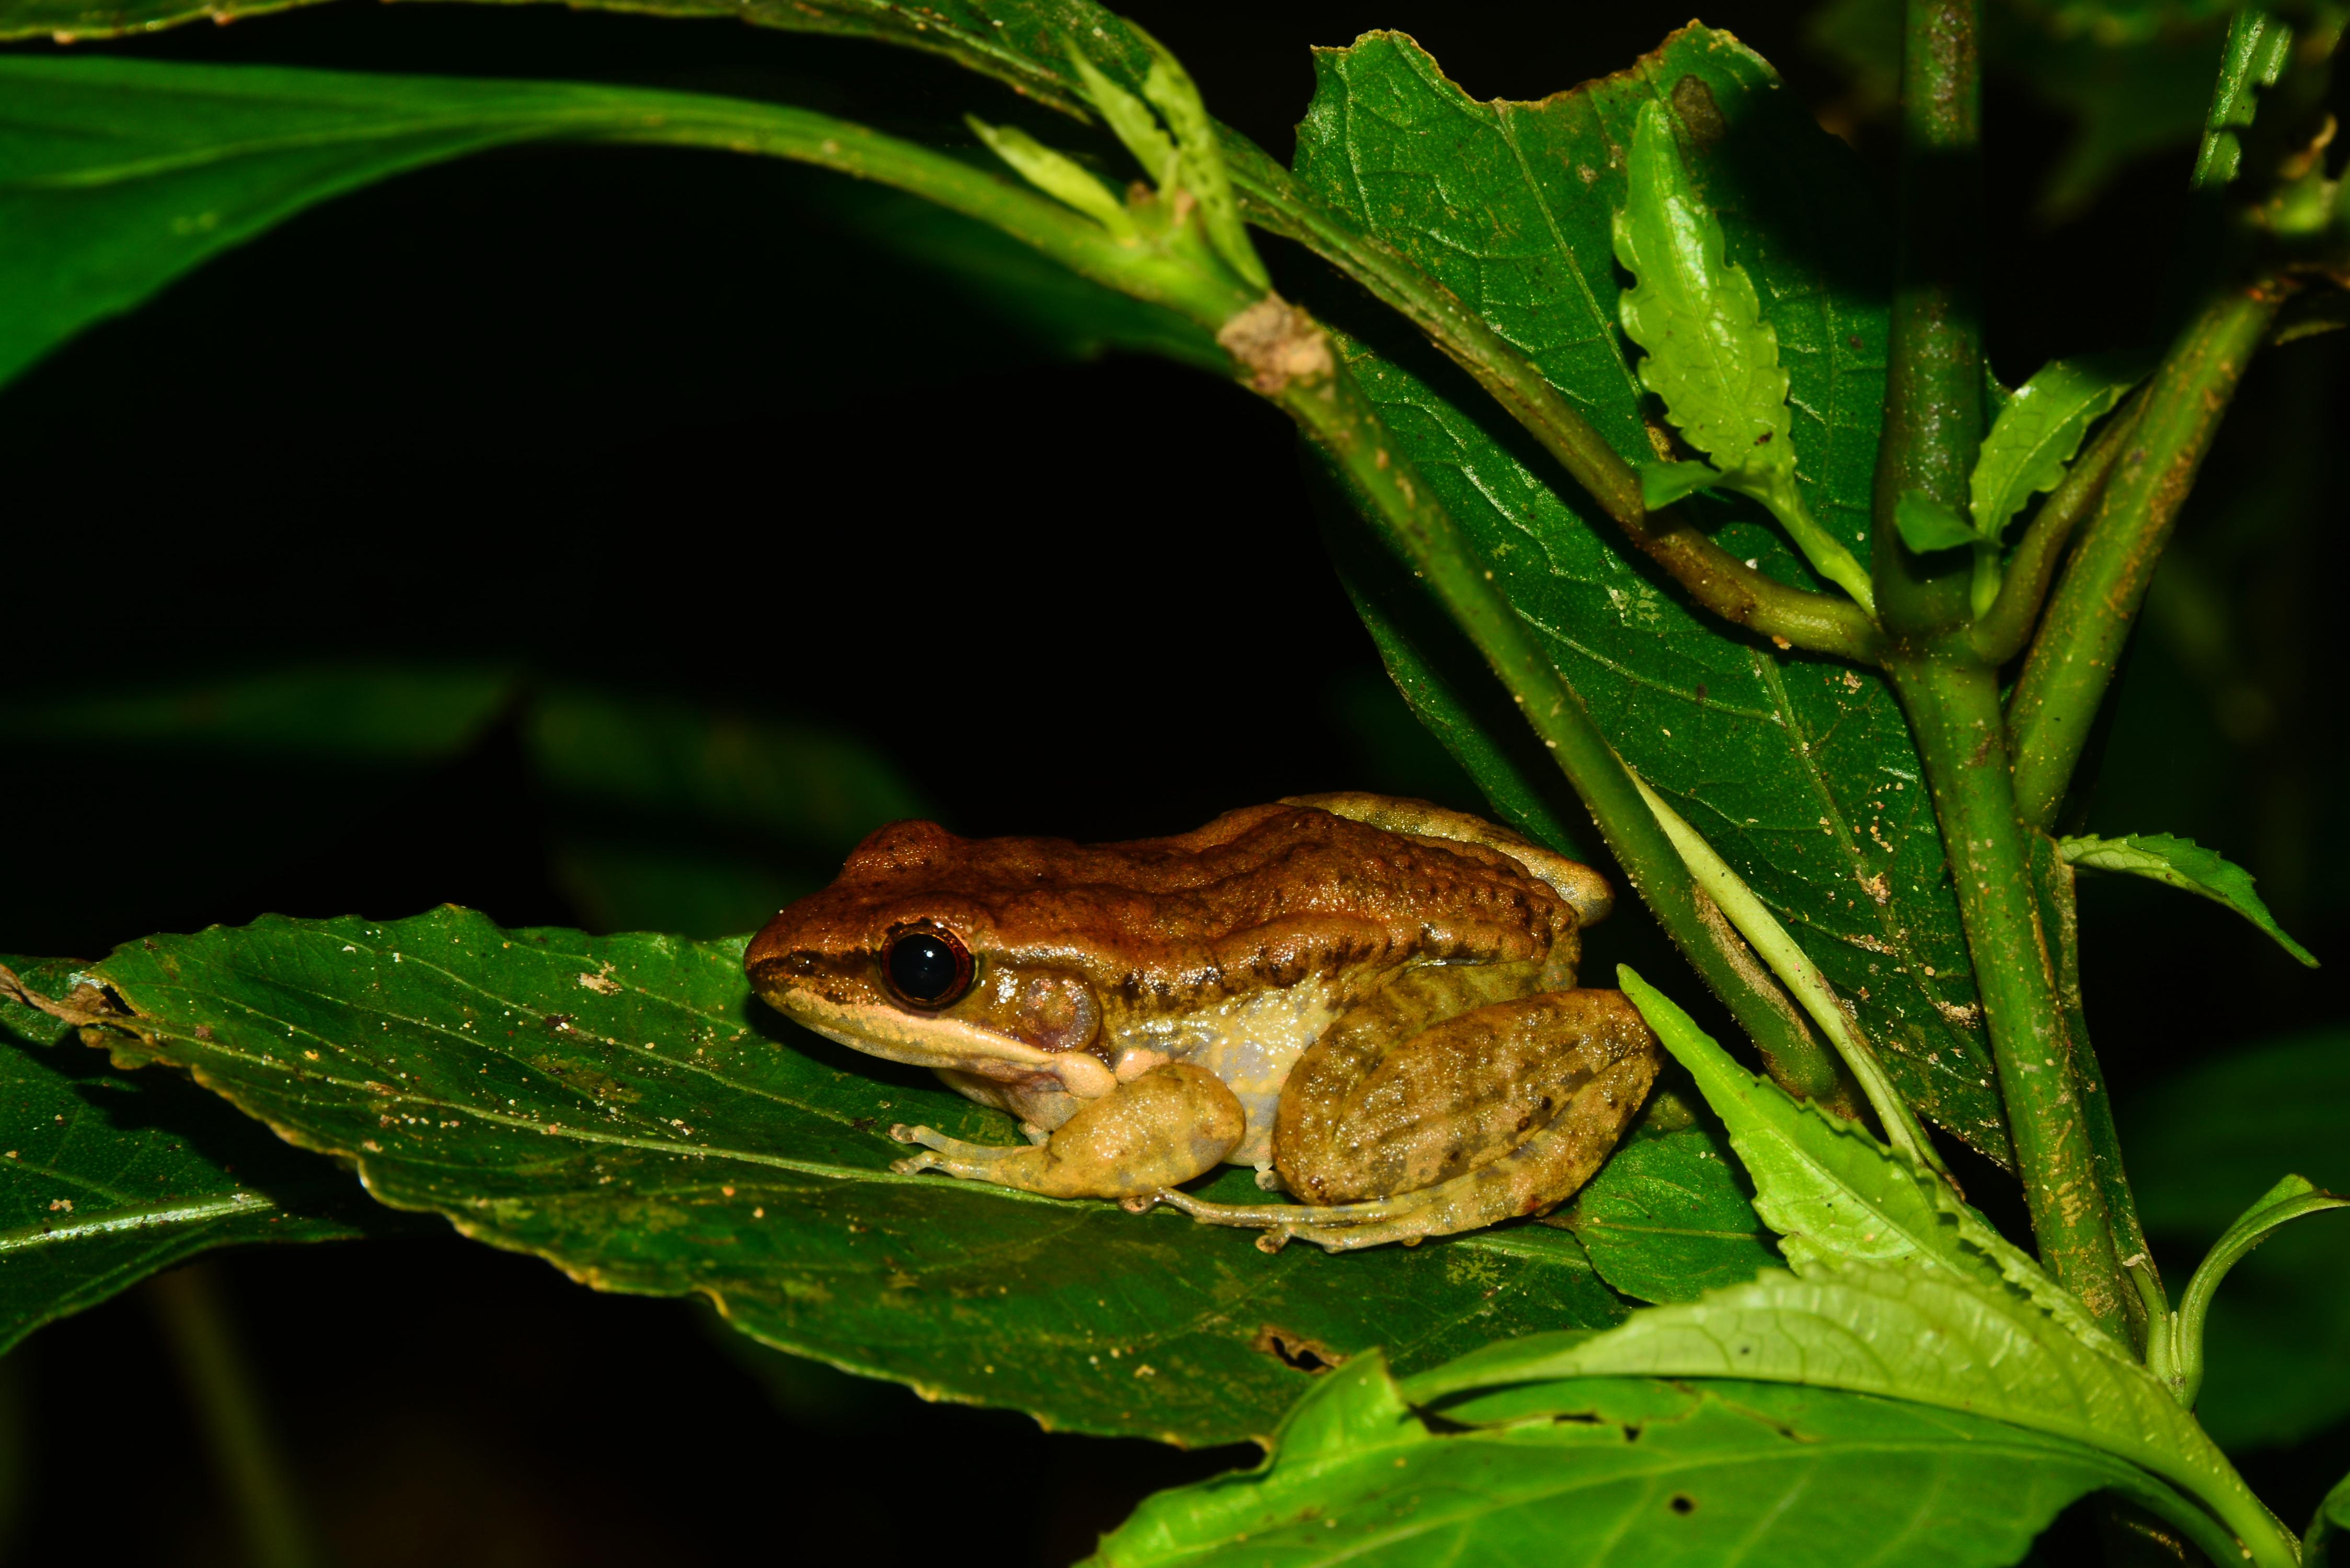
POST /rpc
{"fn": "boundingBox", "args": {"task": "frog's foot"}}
[1151,1182,1456,1253]
[888,1124,1036,1181]
[885,1063,1245,1200]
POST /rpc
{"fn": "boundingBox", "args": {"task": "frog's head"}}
[744,818,1140,1102]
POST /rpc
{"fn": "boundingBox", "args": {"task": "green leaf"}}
[965,116,1134,236]
[2125,1029,2350,1450]
[2193,8,2297,190]
[1895,489,1983,552]
[1612,100,1795,489]
[1971,356,2141,542]
[78,907,1627,1446]
[1638,459,1722,510]
[1403,1263,2287,1564]
[1292,29,2007,1167]
[2162,1174,2350,1406]
[1091,1352,2236,1568]
[2059,832,2318,966]
[1,979,396,1356]
[0,52,1215,394]
[1548,1104,1780,1304]
[2311,1470,2350,1567]
[1616,967,2121,1350]
[1133,34,1267,291]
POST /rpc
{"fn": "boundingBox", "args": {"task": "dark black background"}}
[2,2,2344,1562]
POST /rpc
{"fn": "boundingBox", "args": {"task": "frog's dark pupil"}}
[888,932,963,1004]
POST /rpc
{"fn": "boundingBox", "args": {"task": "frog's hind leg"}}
[1157,987,1661,1252]
[891,1061,1244,1201]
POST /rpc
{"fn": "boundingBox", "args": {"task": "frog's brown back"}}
[748,802,1585,1002]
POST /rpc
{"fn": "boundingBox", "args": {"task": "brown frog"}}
[744,792,1661,1251]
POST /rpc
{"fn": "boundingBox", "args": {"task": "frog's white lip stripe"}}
[774,993,1115,1098]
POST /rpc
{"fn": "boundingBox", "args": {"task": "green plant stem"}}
[1873,0,1985,636]
[1628,770,1946,1173]
[2006,284,2283,827]
[148,1263,319,1568]
[1884,653,2129,1337]
[1277,357,1859,1113]
[1228,151,1879,662]
[1968,393,2143,664]
[606,103,1257,328]
[2030,831,2160,1356]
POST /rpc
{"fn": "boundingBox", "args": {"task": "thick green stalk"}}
[1886,654,2128,1335]
[2006,285,2283,826]
[1873,0,1985,635]
[1273,351,1857,1111]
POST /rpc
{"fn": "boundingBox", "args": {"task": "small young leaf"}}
[2059,832,2318,966]
[2161,1173,2350,1406]
[1612,99,1794,487]
[1132,29,1268,289]
[964,116,1134,236]
[1969,355,2141,542]
[1637,459,1721,510]
[1063,43,1179,190]
[1894,489,1980,552]
[1611,98,1874,609]
[2193,8,2296,190]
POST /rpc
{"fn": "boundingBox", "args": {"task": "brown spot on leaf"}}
[1671,75,1726,147]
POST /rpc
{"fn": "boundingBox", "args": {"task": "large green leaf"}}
[1404,1262,2281,1560]
[1618,967,2123,1350]
[1546,1101,1780,1305]
[0,53,1213,391]
[1289,28,2005,1164]
[75,906,1628,1446]
[1,966,391,1354]
[2125,1029,2350,1451]
[1089,1352,2229,1568]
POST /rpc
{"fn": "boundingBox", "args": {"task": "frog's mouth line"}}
[772,991,1116,1099]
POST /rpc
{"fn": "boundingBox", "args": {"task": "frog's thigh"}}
[1278,987,1654,1206]
[891,1062,1243,1201]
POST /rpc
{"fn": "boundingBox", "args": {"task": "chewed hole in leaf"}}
[1670,1493,1698,1515]
[1254,1325,1345,1374]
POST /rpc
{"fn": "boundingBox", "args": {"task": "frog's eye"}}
[883,923,973,1009]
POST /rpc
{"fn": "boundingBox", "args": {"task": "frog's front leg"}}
[891,1061,1244,1200]
[1159,986,1660,1251]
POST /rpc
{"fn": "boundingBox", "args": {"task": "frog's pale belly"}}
[1120,986,1344,1166]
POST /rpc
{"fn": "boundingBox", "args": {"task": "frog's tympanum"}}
[744,792,1662,1251]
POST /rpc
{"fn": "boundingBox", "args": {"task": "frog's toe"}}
[890,1150,940,1177]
